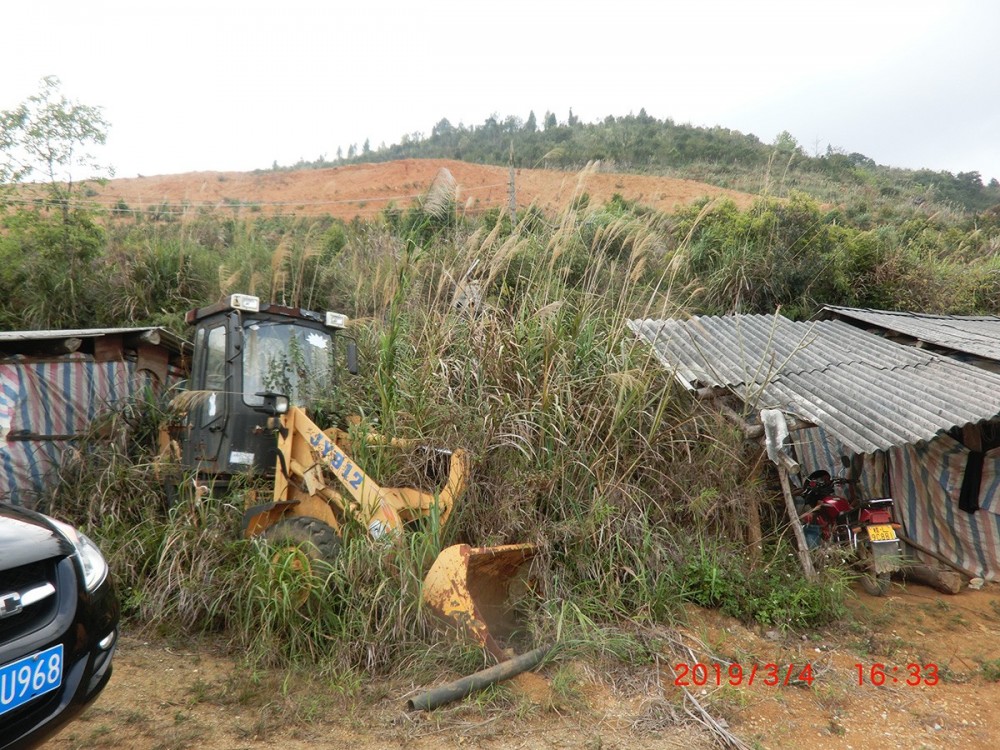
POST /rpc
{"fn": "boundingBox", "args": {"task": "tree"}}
[524,110,537,133]
[431,118,454,138]
[0,76,112,327]
[544,111,557,130]
[567,108,579,126]
[772,130,801,155]
[0,76,113,208]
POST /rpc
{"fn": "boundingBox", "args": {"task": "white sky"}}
[3,0,999,183]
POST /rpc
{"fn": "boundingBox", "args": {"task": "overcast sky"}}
[3,0,998,182]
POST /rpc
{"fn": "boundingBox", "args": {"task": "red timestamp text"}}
[854,663,939,686]
[673,662,814,688]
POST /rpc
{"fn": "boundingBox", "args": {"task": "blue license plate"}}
[0,644,63,717]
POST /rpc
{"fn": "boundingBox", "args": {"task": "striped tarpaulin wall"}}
[890,436,1000,580]
[0,358,135,507]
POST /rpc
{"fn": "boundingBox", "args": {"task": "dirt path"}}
[42,580,1000,750]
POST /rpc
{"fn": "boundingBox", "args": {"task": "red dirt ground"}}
[91,158,758,221]
[43,581,1000,750]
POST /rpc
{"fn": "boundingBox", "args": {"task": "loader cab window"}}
[201,326,227,391]
[242,321,334,408]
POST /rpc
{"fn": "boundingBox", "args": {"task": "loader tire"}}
[262,515,342,564]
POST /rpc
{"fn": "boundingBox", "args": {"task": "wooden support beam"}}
[899,533,978,579]
[715,402,813,440]
[901,563,964,595]
[778,465,816,581]
[694,385,731,401]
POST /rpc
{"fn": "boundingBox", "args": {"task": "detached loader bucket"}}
[423,543,537,659]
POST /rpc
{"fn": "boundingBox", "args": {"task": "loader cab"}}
[180,293,354,481]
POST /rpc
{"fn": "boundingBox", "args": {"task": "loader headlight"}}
[228,293,260,312]
[255,391,289,415]
[325,312,348,329]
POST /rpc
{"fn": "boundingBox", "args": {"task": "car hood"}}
[0,504,73,569]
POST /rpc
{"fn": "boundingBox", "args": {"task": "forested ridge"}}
[289,109,1000,214]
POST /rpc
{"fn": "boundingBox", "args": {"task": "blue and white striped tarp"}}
[0,357,136,507]
[890,436,1000,580]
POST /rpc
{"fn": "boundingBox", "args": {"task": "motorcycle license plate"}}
[868,524,897,542]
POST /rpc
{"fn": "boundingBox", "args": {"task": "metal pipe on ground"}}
[407,645,551,711]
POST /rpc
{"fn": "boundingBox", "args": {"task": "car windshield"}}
[242,322,334,407]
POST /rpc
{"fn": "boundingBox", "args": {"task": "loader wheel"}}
[261,517,341,606]
[262,516,342,565]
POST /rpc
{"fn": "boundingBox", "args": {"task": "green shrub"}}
[676,541,848,630]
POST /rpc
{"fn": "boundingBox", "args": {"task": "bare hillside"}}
[93,158,758,220]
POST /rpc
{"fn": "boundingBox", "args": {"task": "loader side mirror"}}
[346,340,358,376]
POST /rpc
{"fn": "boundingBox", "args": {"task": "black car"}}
[0,504,118,750]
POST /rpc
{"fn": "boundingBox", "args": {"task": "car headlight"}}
[51,519,110,592]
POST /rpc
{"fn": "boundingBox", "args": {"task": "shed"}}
[628,312,1000,580]
[823,305,1000,369]
[0,327,189,507]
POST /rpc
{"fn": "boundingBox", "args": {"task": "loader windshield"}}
[243,321,334,408]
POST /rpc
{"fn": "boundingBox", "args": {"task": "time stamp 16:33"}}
[855,663,939,686]
[671,662,939,687]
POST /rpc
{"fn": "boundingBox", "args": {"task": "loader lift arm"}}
[244,405,464,540]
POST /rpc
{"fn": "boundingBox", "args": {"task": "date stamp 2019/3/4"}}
[672,663,940,688]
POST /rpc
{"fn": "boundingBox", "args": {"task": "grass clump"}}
[676,540,848,630]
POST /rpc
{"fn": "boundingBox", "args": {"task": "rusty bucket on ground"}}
[422,543,537,659]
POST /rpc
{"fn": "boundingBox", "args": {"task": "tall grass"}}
[43,187,854,682]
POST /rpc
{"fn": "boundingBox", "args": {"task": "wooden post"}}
[508,141,517,225]
[778,464,816,581]
[746,491,762,563]
[745,448,764,563]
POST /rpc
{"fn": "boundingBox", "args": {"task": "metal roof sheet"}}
[824,305,1000,361]
[0,326,189,355]
[628,314,1000,455]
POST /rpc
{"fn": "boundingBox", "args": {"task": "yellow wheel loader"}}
[166,294,535,661]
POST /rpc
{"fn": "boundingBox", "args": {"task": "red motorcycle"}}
[797,466,902,596]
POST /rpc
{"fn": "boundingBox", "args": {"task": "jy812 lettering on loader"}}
[163,294,536,665]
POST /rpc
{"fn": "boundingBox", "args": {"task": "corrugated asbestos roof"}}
[0,327,189,355]
[628,313,1000,455]
[824,305,1000,361]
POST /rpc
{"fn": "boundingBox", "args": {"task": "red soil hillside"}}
[93,158,758,220]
